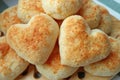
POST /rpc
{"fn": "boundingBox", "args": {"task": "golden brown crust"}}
[84,37,120,76]
[6,13,59,65]
[97,6,112,34]
[0,37,29,80]
[59,15,111,67]
[110,16,120,39]
[0,6,22,34]
[41,0,82,19]
[45,43,62,73]
[36,42,78,80]
[79,0,101,28]
[17,0,44,23]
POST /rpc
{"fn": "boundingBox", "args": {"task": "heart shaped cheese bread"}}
[17,0,44,23]
[6,13,59,65]
[84,37,120,76]
[0,37,29,80]
[59,15,111,67]
[42,0,82,20]
[36,42,78,80]
[0,6,22,34]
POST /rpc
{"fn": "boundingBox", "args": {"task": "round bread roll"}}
[0,37,29,80]
[59,15,111,67]
[84,37,120,76]
[97,6,112,34]
[69,67,112,80]
[17,0,44,23]
[6,13,59,65]
[36,42,78,80]
[0,6,22,34]
[41,0,82,20]
[79,0,101,29]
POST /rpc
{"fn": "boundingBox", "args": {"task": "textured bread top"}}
[42,0,82,20]
[17,0,44,23]
[84,37,120,76]
[97,6,112,34]
[110,16,120,40]
[79,0,101,29]
[6,13,59,65]
[59,15,111,67]
[0,37,29,80]
[0,6,22,34]
[36,42,78,80]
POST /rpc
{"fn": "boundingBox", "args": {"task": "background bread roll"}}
[0,37,29,80]
[0,6,22,34]
[79,0,101,29]
[97,6,112,34]
[110,16,120,40]
[42,0,82,19]
[17,0,44,23]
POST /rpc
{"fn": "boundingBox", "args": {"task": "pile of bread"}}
[0,0,120,80]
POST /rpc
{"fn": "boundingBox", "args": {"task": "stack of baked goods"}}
[0,0,120,80]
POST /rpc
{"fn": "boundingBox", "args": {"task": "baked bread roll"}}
[17,0,44,23]
[0,6,22,34]
[59,15,111,67]
[36,42,78,80]
[41,0,82,20]
[69,67,112,80]
[110,16,120,40]
[0,37,29,80]
[97,6,112,34]
[84,37,120,76]
[79,0,101,29]
[6,13,59,65]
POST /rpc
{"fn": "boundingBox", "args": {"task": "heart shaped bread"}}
[59,15,111,67]
[0,6,22,34]
[6,13,59,65]
[84,37,120,76]
[36,42,78,80]
[41,0,82,20]
[0,37,29,80]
